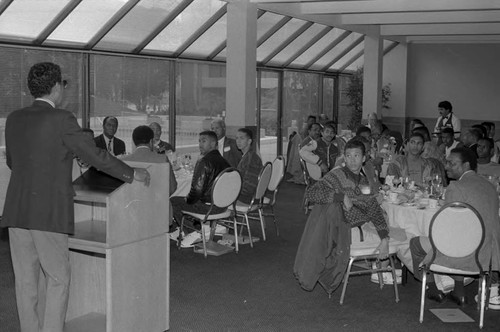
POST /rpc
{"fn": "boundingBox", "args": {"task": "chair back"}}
[305,162,321,181]
[299,157,311,186]
[268,155,285,191]
[254,162,273,201]
[211,168,242,209]
[428,201,485,266]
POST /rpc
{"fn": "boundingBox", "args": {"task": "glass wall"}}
[259,71,280,164]
[175,61,226,160]
[90,54,171,153]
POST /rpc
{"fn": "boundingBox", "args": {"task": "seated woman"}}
[305,139,390,259]
[235,128,263,204]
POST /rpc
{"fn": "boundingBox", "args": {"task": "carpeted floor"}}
[1,181,500,331]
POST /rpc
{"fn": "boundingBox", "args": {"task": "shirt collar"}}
[459,170,474,180]
[35,98,55,108]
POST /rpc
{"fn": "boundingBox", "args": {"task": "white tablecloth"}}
[171,168,193,197]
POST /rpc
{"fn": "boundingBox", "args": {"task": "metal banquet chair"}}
[418,202,488,329]
[262,156,285,237]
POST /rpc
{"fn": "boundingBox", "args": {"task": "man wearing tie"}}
[94,116,126,156]
[211,118,241,168]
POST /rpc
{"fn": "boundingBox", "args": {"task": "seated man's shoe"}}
[449,291,468,306]
[427,290,446,303]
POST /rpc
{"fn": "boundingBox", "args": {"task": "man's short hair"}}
[441,127,454,136]
[307,122,320,132]
[322,123,336,133]
[409,132,425,142]
[412,126,431,142]
[82,128,94,135]
[472,124,487,139]
[468,128,483,141]
[238,127,253,140]
[211,118,225,128]
[344,138,365,155]
[132,125,154,146]
[307,115,317,122]
[438,100,452,111]
[103,116,118,126]
[450,147,478,171]
[482,121,495,131]
[355,125,371,137]
[479,137,494,150]
[199,130,218,142]
[27,62,62,98]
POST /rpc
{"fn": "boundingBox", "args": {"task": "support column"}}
[225,0,258,137]
[362,28,383,122]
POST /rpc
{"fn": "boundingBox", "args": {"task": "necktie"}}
[107,139,113,155]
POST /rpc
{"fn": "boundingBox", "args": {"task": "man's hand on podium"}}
[134,168,151,186]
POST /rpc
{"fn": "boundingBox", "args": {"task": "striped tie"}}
[107,139,113,155]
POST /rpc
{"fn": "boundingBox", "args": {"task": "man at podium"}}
[1,62,150,332]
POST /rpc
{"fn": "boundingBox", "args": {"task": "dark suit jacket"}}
[222,137,242,168]
[94,134,126,156]
[2,100,134,234]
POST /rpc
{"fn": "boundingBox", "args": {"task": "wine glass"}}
[402,176,410,190]
[432,174,442,187]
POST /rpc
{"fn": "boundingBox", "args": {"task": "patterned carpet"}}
[1,181,500,331]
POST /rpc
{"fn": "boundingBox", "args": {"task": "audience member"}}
[439,127,463,159]
[325,120,346,153]
[482,121,496,139]
[318,114,329,126]
[356,125,372,141]
[349,136,381,193]
[211,118,242,168]
[121,125,178,196]
[433,100,461,139]
[410,147,500,306]
[170,131,230,248]
[472,124,487,139]
[235,128,263,204]
[476,138,500,177]
[1,62,150,332]
[461,127,482,156]
[410,118,425,131]
[413,126,442,161]
[149,122,174,154]
[94,116,126,156]
[387,132,443,186]
[300,123,340,176]
[300,122,321,148]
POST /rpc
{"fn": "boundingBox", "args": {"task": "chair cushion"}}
[228,202,258,213]
[349,239,408,257]
[182,210,232,220]
[429,263,480,276]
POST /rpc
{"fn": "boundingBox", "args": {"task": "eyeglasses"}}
[62,80,68,89]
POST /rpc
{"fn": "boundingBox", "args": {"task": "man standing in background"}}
[211,118,241,168]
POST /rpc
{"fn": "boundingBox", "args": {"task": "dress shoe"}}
[449,291,468,306]
[427,291,446,303]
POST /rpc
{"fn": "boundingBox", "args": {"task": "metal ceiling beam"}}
[257,16,292,47]
[85,0,141,50]
[302,30,351,69]
[337,50,363,73]
[261,21,313,65]
[0,0,14,16]
[33,0,83,45]
[206,9,265,61]
[281,26,332,68]
[381,22,500,36]
[318,35,364,72]
[172,4,227,57]
[133,0,194,54]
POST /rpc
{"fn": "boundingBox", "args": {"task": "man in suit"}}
[1,62,150,332]
[149,122,174,154]
[211,118,241,168]
[122,125,177,196]
[94,116,126,156]
[410,147,500,306]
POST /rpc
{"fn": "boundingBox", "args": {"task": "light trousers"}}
[9,228,70,332]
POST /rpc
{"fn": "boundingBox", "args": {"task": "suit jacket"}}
[2,100,134,234]
[222,137,241,168]
[430,171,500,271]
[94,133,126,156]
[121,146,177,195]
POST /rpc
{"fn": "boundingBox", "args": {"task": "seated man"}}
[387,132,443,187]
[170,131,230,247]
[300,122,321,149]
[305,139,390,259]
[439,127,463,160]
[461,127,482,157]
[476,137,500,177]
[299,123,340,176]
[149,122,174,154]
[121,125,177,196]
[235,128,263,204]
[94,116,126,156]
[410,147,500,306]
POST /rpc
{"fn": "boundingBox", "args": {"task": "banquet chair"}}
[262,156,285,237]
[178,168,242,258]
[339,228,407,304]
[227,162,273,247]
[419,202,488,328]
[299,156,321,214]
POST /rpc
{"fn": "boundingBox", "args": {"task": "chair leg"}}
[258,208,266,241]
[340,257,355,304]
[232,214,239,253]
[402,264,408,286]
[375,260,384,289]
[244,214,253,248]
[389,255,400,303]
[178,215,186,250]
[419,271,427,323]
[271,205,279,237]
[200,221,208,258]
[480,276,486,329]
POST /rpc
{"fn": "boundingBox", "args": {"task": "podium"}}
[65,162,170,332]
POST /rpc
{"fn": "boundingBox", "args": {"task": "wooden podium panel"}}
[67,162,170,332]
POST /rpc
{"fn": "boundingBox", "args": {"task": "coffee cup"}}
[389,192,398,203]
[429,199,438,209]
